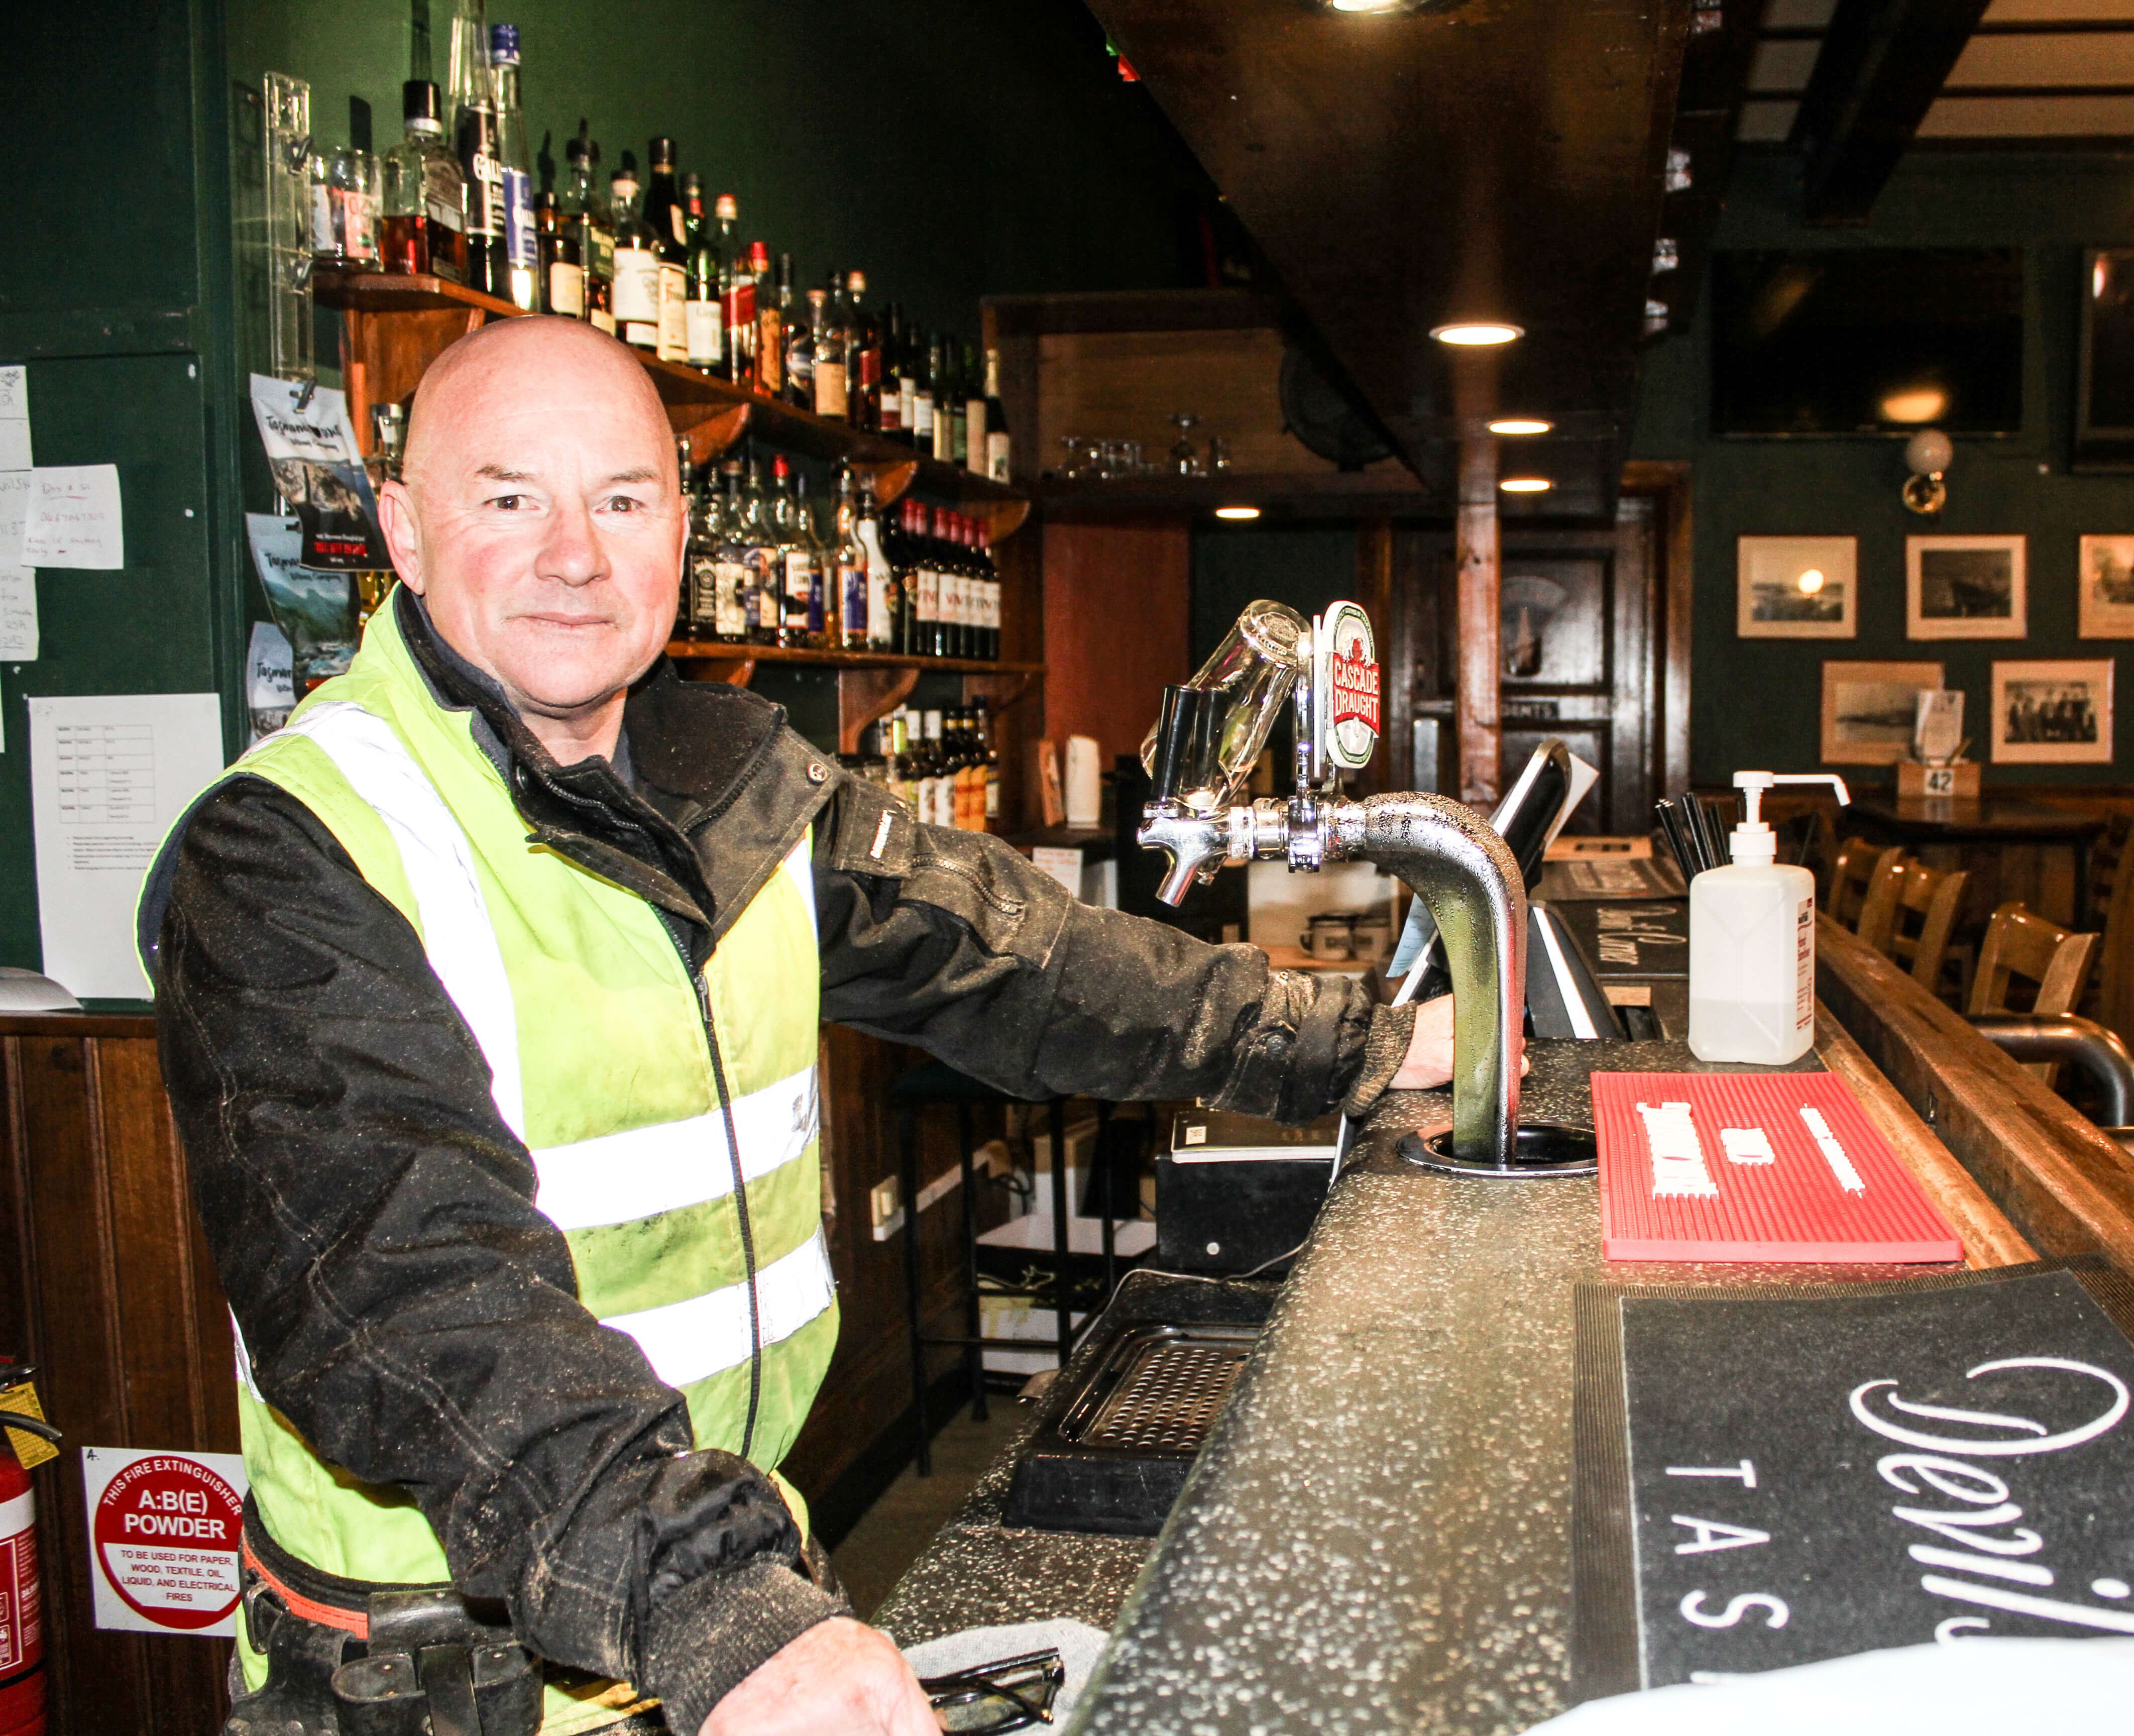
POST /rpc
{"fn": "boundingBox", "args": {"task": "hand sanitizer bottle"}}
[1688,771,1851,1064]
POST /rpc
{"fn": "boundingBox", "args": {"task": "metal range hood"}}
[1082,0,1694,517]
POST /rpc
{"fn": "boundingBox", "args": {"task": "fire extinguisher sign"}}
[79,1447,246,1636]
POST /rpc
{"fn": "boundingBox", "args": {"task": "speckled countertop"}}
[875,1039,1954,1734]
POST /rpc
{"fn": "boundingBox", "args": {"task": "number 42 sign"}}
[80,1447,247,1637]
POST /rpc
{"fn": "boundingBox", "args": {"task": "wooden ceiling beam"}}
[1791,0,1996,222]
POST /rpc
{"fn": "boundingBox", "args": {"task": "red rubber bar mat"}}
[1591,1071,1962,1263]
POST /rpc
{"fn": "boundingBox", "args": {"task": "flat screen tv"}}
[1712,248,2024,437]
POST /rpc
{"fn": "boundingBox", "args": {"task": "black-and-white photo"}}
[2079,534,2134,638]
[1992,659,2115,764]
[2003,679,2099,745]
[1907,534,2027,639]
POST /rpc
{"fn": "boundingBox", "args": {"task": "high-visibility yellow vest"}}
[202,601,833,1733]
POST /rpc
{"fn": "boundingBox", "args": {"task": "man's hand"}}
[1387,994,1527,1092]
[700,1616,938,1736]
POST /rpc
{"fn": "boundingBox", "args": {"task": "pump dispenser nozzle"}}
[1726,771,1851,867]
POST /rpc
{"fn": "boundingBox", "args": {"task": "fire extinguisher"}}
[0,1363,58,1736]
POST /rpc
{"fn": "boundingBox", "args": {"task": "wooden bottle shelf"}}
[313,268,1029,537]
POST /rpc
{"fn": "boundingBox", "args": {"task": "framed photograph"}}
[1906,534,2027,639]
[1820,661,1946,766]
[1991,659,2114,764]
[1737,536,1857,638]
[2079,536,2134,638]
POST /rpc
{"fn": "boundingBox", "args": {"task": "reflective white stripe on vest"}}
[603,1228,835,1388]
[262,702,528,1139]
[533,1064,820,1232]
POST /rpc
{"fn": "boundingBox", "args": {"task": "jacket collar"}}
[387,586,832,958]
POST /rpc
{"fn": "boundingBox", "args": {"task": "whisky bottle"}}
[739,456,778,647]
[610,159,660,350]
[446,0,504,297]
[644,138,688,361]
[560,122,613,330]
[811,283,849,422]
[683,176,723,372]
[382,80,466,282]
[834,464,869,651]
[534,192,584,316]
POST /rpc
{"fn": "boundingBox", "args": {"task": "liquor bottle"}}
[447,0,504,298]
[758,248,790,400]
[671,438,696,635]
[534,191,584,316]
[813,276,849,422]
[771,458,811,649]
[856,471,895,651]
[878,302,905,439]
[738,456,778,647]
[683,176,723,373]
[965,346,990,477]
[314,100,380,271]
[913,335,939,461]
[644,138,688,361]
[907,500,940,657]
[846,272,879,431]
[927,336,953,462]
[922,711,950,828]
[801,474,833,647]
[951,344,973,468]
[610,159,660,351]
[487,25,535,309]
[979,701,1001,830]
[685,450,723,641]
[944,510,971,660]
[833,464,869,651]
[977,516,1002,661]
[711,459,751,643]
[891,710,922,814]
[720,211,755,388]
[980,348,1012,482]
[785,275,818,411]
[383,80,466,282]
[561,122,613,330]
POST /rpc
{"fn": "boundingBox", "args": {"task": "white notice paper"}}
[1031,845,1085,901]
[0,366,29,471]
[29,693,225,999]
[0,471,36,660]
[22,464,124,570]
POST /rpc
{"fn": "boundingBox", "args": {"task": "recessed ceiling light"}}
[1499,477,1552,493]
[1433,322,1523,346]
[1489,418,1552,436]
[1325,0,1405,10]
[1213,505,1262,520]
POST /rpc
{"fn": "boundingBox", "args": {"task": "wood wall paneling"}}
[0,1019,236,1736]
[1455,437,1503,808]
[1041,520,1194,770]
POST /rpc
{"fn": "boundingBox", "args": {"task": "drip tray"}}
[1004,1323,1258,1536]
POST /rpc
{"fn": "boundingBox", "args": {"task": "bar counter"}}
[876,1006,2050,1733]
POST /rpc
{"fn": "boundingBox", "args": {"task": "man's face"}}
[379,323,684,733]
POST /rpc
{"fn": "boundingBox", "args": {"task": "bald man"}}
[144,318,1459,1736]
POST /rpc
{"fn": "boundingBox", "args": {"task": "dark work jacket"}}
[146,589,1413,1730]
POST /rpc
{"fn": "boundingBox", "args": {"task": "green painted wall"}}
[1633,151,2134,789]
[1,0,247,993]
[223,0,1214,346]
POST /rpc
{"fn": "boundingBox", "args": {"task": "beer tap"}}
[1137,600,1530,1169]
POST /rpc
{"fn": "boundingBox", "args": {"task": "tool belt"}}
[228,1496,666,1736]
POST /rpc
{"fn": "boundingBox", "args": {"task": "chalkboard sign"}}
[1550,899,1689,980]
[1572,1262,2134,1698]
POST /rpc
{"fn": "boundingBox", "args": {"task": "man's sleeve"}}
[813,779,1417,1120]
[156,778,841,1732]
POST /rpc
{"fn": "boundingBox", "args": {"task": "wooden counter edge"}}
[1818,912,2134,1273]
[1813,1003,2036,1270]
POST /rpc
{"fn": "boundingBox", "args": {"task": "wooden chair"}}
[1857,854,1970,1002]
[2079,810,2133,1041]
[1830,836,1903,931]
[1968,901,2103,1088]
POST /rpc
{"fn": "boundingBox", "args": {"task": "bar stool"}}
[1856,853,1970,1003]
[1968,901,2102,1089]
[890,1062,1129,1475]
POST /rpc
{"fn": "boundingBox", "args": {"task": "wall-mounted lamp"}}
[1213,505,1262,520]
[1902,427,1953,515]
[1433,322,1523,346]
[1488,418,1551,436]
